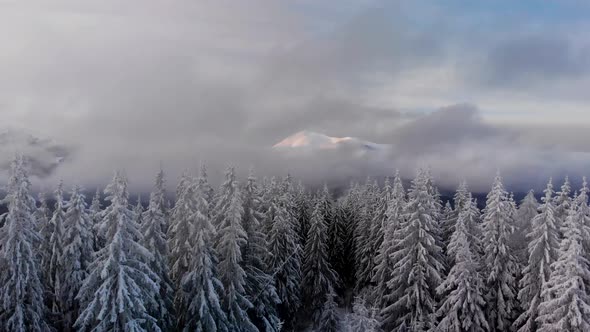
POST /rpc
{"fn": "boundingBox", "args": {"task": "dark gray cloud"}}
[485,34,590,85]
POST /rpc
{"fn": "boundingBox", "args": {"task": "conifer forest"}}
[1,155,587,332]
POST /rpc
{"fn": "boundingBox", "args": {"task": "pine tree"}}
[133,195,143,225]
[0,156,51,331]
[303,200,339,326]
[436,208,488,332]
[513,190,539,264]
[536,187,590,332]
[75,172,161,332]
[61,186,94,332]
[364,179,390,291]
[343,297,380,332]
[294,181,311,248]
[89,188,103,250]
[332,198,356,291]
[372,170,405,308]
[37,190,53,276]
[354,179,379,292]
[241,170,281,332]
[141,170,175,331]
[46,181,66,323]
[440,201,454,250]
[178,167,228,332]
[318,288,340,332]
[266,185,302,327]
[482,173,519,332]
[380,169,444,331]
[513,179,559,332]
[214,167,257,332]
[34,191,50,236]
[553,176,571,238]
[168,172,196,285]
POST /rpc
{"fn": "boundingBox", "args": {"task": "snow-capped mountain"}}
[274,131,389,151]
[273,131,390,159]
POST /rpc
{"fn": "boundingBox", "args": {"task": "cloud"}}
[1,0,590,193]
[485,34,590,85]
[0,129,73,178]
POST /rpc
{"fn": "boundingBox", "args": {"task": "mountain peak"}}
[273,131,355,149]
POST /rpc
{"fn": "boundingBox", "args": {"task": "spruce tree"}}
[380,169,444,331]
[214,167,257,332]
[75,172,160,332]
[513,190,539,264]
[241,170,281,332]
[61,185,94,332]
[513,179,559,332]
[168,172,195,285]
[318,288,340,332]
[436,209,488,332]
[0,156,51,331]
[38,190,53,277]
[302,200,339,326]
[294,181,311,248]
[141,170,175,331]
[266,186,302,327]
[553,176,571,238]
[536,187,590,332]
[178,167,228,332]
[372,170,405,308]
[440,201,454,250]
[344,297,380,332]
[46,181,66,323]
[133,195,143,225]
[354,179,380,292]
[482,173,519,332]
[89,188,103,250]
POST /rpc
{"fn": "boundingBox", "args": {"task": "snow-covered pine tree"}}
[440,201,454,249]
[435,208,488,332]
[141,170,175,331]
[37,190,53,272]
[294,180,312,248]
[61,186,94,332]
[339,182,361,290]
[575,179,590,257]
[303,200,339,326]
[266,182,302,327]
[0,156,51,331]
[372,170,405,308]
[331,197,356,291]
[553,176,571,239]
[380,169,444,331]
[89,188,103,250]
[133,195,143,225]
[46,181,66,324]
[75,172,161,332]
[536,186,590,332]
[241,169,281,332]
[168,172,196,285]
[513,190,539,264]
[34,191,50,234]
[482,173,519,332]
[318,287,340,332]
[214,167,257,332]
[443,180,470,241]
[178,166,228,332]
[513,179,559,332]
[354,178,380,292]
[364,178,391,291]
[343,297,380,332]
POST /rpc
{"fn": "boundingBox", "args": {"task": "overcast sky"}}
[1,0,590,192]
